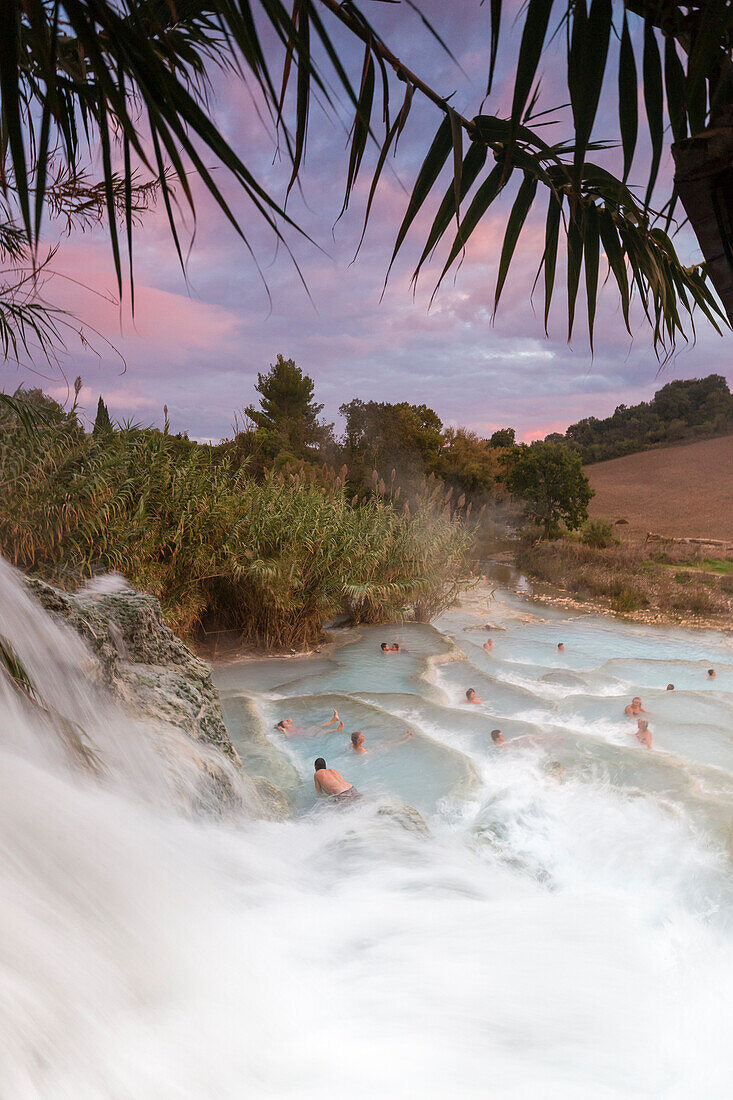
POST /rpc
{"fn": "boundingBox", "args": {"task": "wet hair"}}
[490,729,503,742]
[276,720,287,731]
[632,697,641,704]
[350,731,362,747]
[708,669,716,676]
[380,642,389,651]
[557,642,564,649]
[314,758,327,771]
[465,688,475,700]
[667,683,675,690]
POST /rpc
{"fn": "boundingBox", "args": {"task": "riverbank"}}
[510,539,733,632]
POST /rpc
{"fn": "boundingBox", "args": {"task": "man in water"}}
[624,696,647,717]
[490,729,505,745]
[708,668,716,679]
[314,758,360,802]
[666,684,675,691]
[483,639,494,651]
[557,642,565,652]
[635,719,652,749]
[465,688,482,704]
[380,642,393,654]
[350,730,413,754]
[276,709,343,736]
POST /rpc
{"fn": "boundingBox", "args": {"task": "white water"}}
[2,558,733,1098]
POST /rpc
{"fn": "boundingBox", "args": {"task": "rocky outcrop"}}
[25,577,240,768]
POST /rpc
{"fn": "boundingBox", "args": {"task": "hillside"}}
[585,434,733,542]
[550,374,733,463]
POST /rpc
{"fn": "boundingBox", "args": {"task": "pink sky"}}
[4,0,730,441]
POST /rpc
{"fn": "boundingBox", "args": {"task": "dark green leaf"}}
[618,13,637,182]
[494,172,538,314]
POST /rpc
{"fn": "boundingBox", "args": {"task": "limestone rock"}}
[25,576,239,766]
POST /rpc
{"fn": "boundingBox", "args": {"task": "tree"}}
[245,355,331,459]
[2,0,731,375]
[437,428,501,495]
[489,428,516,449]
[93,397,113,437]
[507,442,594,538]
[340,399,443,488]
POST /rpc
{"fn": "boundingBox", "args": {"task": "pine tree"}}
[93,396,113,436]
[245,355,331,457]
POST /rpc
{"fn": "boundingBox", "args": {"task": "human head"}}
[276,719,291,731]
[314,758,326,771]
[465,688,475,702]
[637,718,648,731]
[484,639,494,648]
[490,729,504,744]
[708,669,716,678]
[351,731,364,748]
[380,642,389,651]
[391,643,400,651]
[667,683,675,691]
[557,642,565,651]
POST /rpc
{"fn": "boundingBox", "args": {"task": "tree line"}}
[547,375,733,465]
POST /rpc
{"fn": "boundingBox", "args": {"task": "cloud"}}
[7,0,730,441]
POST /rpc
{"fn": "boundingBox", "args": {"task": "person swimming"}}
[490,729,505,745]
[624,696,647,717]
[708,668,716,679]
[483,639,494,651]
[350,730,413,754]
[314,758,360,802]
[666,684,675,691]
[276,710,343,736]
[635,718,652,749]
[557,643,565,652]
[465,688,482,704]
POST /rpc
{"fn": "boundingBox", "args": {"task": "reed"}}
[0,410,476,646]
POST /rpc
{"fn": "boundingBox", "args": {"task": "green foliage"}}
[562,375,733,463]
[0,403,475,647]
[245,355,332,461]
[93,397,113,437]
[437,428,501,495]
[489,428,515,449]
[507,441,594,537]
[340,399,444,490]
[581,518,616,548]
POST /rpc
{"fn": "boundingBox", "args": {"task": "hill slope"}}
[585,435,733,542]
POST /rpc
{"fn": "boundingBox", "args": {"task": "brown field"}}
[585,434,733,542]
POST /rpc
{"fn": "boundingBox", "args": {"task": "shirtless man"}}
[624,696,647,717]
[276,709,344,736]
[380,642,393,654]
[557,643,565,652]
[708,669,716,679]
[466,688,482,704]
[314,758,360,802]
[490,729,505,745]
[350,730,413,754]
[635,718,652,749]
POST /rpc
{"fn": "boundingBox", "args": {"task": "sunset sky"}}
[11,0,731,442]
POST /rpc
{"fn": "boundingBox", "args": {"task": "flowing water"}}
[2,555,733,1098]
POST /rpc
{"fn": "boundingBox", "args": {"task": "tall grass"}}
[0,407,476,646]
[517,537,732,619]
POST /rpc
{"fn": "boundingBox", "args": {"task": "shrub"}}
[581,519,615,549]
[0,412,476,646]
